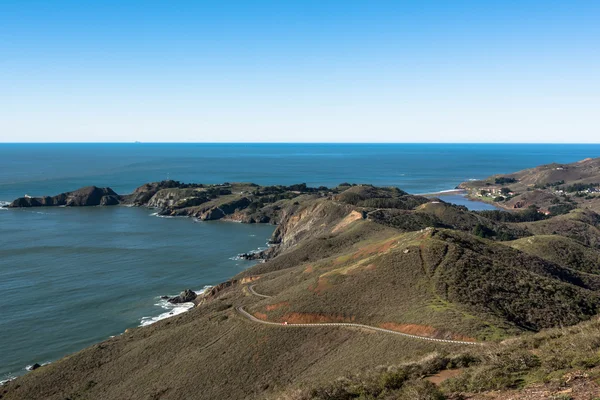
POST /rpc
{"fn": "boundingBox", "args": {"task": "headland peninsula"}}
[3,157,600,399]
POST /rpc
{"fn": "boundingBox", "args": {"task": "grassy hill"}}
[283,316,600,399]
[459,157,600,213]
[5,181,600,399]
[508,234,600,274]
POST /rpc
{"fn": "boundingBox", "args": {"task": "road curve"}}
[236,306,482,346]
[248,284,272,298]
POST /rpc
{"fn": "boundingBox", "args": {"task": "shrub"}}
[473,223,495,238]
[548,203,575,215]
[495,177,517,185]
[396,379,445,400]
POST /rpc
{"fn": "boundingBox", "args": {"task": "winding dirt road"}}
[247,284,272,298]
[238,285,483,346]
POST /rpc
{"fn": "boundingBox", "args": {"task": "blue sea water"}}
[1,143,599,382]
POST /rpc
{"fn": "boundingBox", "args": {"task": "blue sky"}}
[1,0,599,143]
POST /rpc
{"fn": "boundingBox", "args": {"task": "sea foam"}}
[25,361,51,372]
[0,376,15,386]
[149,211,176,219]
[139,286,212,327]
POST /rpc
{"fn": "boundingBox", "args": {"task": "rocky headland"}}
[5,160,600,399]
[9,186,120,207]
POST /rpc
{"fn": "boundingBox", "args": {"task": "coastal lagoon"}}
[1,143,600,381]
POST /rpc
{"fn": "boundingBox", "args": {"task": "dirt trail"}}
[238,285,484,346]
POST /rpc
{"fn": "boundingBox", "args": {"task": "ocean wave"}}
[0,201,9,209]
[229,246,268,260]
[0,375,16,386]
[139,286,211,327]
[437,189,463,193]
[149,211,176,219]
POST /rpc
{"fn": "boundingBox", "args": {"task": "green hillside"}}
[5,181,600,399]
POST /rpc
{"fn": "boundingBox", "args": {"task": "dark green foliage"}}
[204,187,232,197]
[370,205,525,241]
[442,351,539,393]
[431,230,600,331]
[335,185,423,209]
[509,235,600,274]
[303,353,467,399]
[494,177,517,185]
[475,207,547,223]
[564,183,599,193]
[500,187,511,196]
[161,180,204,189]
[549,203,575,215]
[536,180,565,189]
[253,183,328,196]
[298,317,600,399]
[473,223,494,238]
[369,209,449,231]
[493,196,505,202]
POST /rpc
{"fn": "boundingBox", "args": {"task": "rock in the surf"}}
[168,289,197,304]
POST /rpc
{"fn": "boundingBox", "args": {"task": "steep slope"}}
[5,182,600,399]
[286,316,600,399]
[508,234,600,274]
[519,209,600,248]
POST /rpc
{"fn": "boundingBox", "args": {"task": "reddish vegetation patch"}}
[352,238,398,260]
[379,322,476,342]
[253,312,268,321]
[241,275,261,284]
[280,313,356,324]
[310,277,332,294]
[425,369,463,385]
[303,265,314,273]
[265,302,290,312]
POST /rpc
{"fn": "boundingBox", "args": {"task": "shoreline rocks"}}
[27,363,41,371]
[167,289,197,304]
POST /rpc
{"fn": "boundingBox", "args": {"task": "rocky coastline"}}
[6,160,600,399]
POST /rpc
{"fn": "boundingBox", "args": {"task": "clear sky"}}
[1,0,599,143]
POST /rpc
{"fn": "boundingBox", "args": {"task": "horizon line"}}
[1,142,600,145]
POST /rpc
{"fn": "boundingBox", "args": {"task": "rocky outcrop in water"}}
[168,289,197,304]
[9,186,120,208]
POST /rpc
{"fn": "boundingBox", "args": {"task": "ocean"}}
[1,143,599,382]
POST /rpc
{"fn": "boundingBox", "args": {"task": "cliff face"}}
[9,186,119,207]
